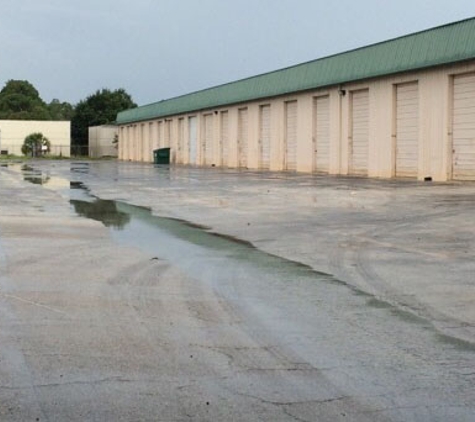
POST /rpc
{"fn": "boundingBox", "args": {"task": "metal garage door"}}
[396,82,419,178]
[157,121,163,148]
[259,105,271,169]
[177,118,185,164]
[238,108,248,168]
[151,122,158,152]
[145,123,152,162]
[126,126,132,160]
[203,114,214,165]
[349,89,369,175]
[220,111,229,167]
[140,125,144,161]
[285,101,298,171]
[313,96,330,173]
[165,120,172,147]
[189,117,197,165]
[453,73,475,180]
[133,125,139,161]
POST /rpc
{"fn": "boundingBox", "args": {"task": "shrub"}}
[21,132,51,157]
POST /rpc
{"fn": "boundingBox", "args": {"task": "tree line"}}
[0,80,136,147]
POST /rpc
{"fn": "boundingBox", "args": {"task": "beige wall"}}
[89,125,118,158]
[119,60,475,181]
[0,120,71,157]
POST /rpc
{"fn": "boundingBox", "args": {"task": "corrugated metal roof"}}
[117,17,475,125]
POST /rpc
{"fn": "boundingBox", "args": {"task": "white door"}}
[220,111,229,167]
[349,89,369,175]
[260,105,271,169]
[238,108,248,168]
[189,117,197,165]
[285,101,297,171]
[203,114,214,165]
[396,82,419,178]
[313,96,330,173]
[452,73,475,180]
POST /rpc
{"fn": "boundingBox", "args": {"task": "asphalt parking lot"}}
[0,160,474,421]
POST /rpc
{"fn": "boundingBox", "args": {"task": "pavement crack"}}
[236,391,349,407]
[0,292,67,315]
[0,376,133,390]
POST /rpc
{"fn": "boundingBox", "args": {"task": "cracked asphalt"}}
[0,160,474,421]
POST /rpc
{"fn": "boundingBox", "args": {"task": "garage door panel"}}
[220,111,229,167]
[238,108,248,168]
[189,117,197,165]
[349,90,369,175]
[453,73,475,179]
[314,96,330,173]
[285,101,297,171]
[260,105,271,169]
[396,82,419,178]
[203,114,213,165]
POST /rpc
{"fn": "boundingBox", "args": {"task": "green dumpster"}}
[153,148,171,164]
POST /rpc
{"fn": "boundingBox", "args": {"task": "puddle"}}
[70,199,131,229]
[21,165,51,185]
[69,196,327,282]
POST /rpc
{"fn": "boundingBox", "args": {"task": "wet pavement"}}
[0,160,474,421]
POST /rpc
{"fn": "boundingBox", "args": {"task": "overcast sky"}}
[1,0,475,106]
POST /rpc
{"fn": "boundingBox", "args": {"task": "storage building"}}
[117,18,475,181]
[0,120,71,157]
[89,125,118,158]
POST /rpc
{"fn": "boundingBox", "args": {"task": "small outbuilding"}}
[88,125,118,158]
[117,18,475,181]
[0,120,70,157]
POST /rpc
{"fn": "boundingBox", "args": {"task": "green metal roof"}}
[117,17,475,125]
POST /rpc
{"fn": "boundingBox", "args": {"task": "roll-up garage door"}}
[157,121,163,148]
[133,125,139,162]
[285,101,298,171]
[314,96,330,173]
[177,118,185,164]
[145,123,152,162]
[126,126,132,160]
[189,117,197,165]
[203,114,214,166]
[220,111,229,167]
[260,105,271,169]
[453,73,475,180]
[140,124,146,162]
[165,120,172,148]
[238,108,248,168]
[349,89,369,175]
[396,82,419,178]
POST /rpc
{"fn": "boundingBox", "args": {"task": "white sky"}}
[1,0,475,105]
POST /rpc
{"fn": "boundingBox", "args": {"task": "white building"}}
[117,18,475,181]
[0,120,70,157]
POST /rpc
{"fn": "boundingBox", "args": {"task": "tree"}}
[48,99,74,121]
[21,132,51,157]
[0,80,51,120]
[71,88,136,147]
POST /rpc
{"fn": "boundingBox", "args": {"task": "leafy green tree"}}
[0,80,51,120]
[21,132,51,157]
[71,88,136,146]
[48,99,74,121]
